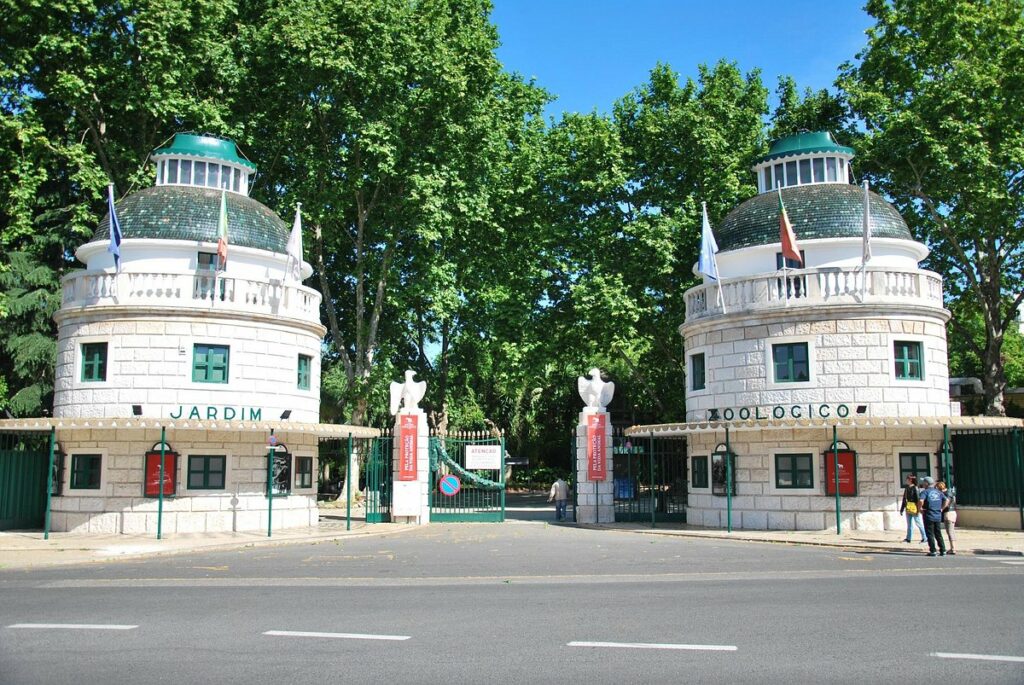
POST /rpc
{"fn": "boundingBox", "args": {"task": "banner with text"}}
[587,412,607,481]
[399,414,418,481]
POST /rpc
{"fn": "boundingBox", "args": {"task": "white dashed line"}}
[932,652,1024,663]
[264,630,410,641]
[568,641,737,651]
[7,623,138,630]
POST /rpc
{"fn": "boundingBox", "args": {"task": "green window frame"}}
[193,344,229,383]
[691,353,706,391]
[899,453,930,484]
[691,455,708,489]
[894,340,923,380]
[81,342,108,382]
[772,342,809,383]
[775,453,814,489]
[188,455,226,490]
[296,456,313,489]
[70,454,102,489]
[297,354,311,390]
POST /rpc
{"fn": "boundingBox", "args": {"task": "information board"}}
[587,413,607,481]
[144,451,177,497]
[824,449,858,496]
[465,445,501,470]
[398,414,419,481]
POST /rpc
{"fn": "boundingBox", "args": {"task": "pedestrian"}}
[919,476,949,557]
[937,481,957,555]
[548,476,569,522]
[899,475,926,543]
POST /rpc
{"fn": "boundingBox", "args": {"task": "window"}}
[296,456,313,489]
[70,454,102,489]
[81,342,108,382]
[899,453,930,485]
[193,344,229,383]
[197,251,218,271]
[232,169,241,193]
[188,455,226,490]
[207,163,220,189]
[775,251,806,270]
[772,342,809,383]
[297,354,312,390]
[194,161,207,186]
[691,455,708,489]
[775,453,813,489]
[773,163,784,188]
[785,161,797,187]
[180,159,192,184]
[167,159,179,184]
[812,157,824,182]
[690,353,705,391]
[826,157,838,181]
[799,158,811,184]
[894,341,923,380]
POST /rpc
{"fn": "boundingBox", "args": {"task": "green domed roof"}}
[152,133,257,170]
[759,131,853,164]
[92,186,288,252]
[716,184,912,252]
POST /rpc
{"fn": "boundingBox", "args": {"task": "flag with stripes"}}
[106,184,122,272]
[216,190,228,270]
[778,188,802,267]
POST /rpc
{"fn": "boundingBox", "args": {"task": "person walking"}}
[937,481,957,555]
[919,476,949,557]
[548,476,569,522]
[899,475,926,543]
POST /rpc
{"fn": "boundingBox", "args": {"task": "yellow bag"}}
[905,501,919,516]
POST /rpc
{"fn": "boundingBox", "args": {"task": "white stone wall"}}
[49,427,320,534]
[683,311,951,423]
[54,311,322,423]
[685,425,947,531]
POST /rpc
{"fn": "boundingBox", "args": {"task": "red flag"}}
[216,190,229,270]
[778,189,802,266]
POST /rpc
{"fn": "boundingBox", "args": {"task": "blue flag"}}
[106,184,122,272]
[697,202,719,281]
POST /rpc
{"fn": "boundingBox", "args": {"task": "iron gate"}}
[365,433,393,523]
[612,432,687,524]
[429,432,505,522]
[0,433,51,530]
[952,428,1023,528]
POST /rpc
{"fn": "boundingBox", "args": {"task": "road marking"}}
[264,630,410,641]
[999,561,1024,565]
[568,641,737,652]
[7,623,137,630]
[932,652,1024,663]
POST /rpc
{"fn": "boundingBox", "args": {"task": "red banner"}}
[587,413,607,481]
[824,450,858,496]
[144,451,177,497]
[399,414,418,481]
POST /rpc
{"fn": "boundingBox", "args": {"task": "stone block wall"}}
[49,426,320,534]
[685,424,947,531]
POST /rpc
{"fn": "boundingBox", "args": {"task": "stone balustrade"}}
[61,270,322,325]
[685,266,944,322]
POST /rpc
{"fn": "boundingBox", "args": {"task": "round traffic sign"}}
[438,474,461,496]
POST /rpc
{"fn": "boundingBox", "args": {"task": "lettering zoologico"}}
[708,404,850,421]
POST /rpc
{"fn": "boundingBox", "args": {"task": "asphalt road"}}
[1,523,1022,685]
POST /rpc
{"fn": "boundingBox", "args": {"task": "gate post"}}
[389,371,430,525]
[575,368,614,524]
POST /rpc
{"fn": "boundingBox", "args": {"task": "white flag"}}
[697,202,719,281]
[861,180,872,267]
[286,203,303,281]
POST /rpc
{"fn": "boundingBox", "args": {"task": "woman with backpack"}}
[899,474,926,543]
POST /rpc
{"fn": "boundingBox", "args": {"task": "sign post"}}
[833,426,841,535]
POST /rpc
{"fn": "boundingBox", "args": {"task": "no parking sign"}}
[438,474,461,496]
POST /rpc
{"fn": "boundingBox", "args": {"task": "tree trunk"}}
[981,329,1007,417]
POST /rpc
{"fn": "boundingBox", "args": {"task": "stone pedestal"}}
[575,408,614,523]
[391,409,430,525]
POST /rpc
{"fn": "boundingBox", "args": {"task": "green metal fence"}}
[952,428,1023,527]
[0,433,51,530]
[612,431,687,524]
[365,433,393,523]
[429,432,505,522]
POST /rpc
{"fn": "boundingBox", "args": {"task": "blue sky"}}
[491,1,873,118]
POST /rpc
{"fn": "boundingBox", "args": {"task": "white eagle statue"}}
[389,369,427,415]
[577,367,614,409]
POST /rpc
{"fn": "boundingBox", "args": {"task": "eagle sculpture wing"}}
[599,380,615,408]
[389,381,403,415]
[411,380,427,409]
[577,375,591,406]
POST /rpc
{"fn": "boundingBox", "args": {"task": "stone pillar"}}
[391,409,430,525]
[575,408,614,523]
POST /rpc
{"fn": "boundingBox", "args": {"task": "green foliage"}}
[838,0,1024,414]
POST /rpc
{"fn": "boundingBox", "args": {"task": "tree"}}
[838,0,1024,415]
[769,76,850,143]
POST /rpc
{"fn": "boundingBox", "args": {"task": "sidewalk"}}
[592,522,1024,556]
[2,517,1021,570]
[0,512,416,570]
